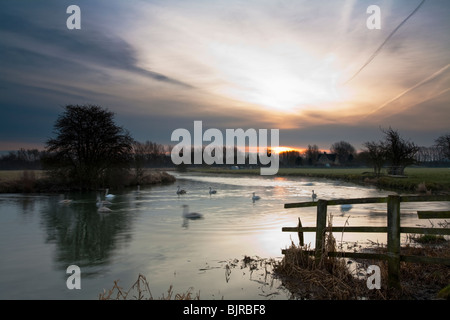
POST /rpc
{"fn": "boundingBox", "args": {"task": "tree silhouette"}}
[435,133,450,160]
[330,141,356,165]
[382,127,419,175]
[44,105,134,190]
[363,141,386,177]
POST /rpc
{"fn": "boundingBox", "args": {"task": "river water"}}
[0,172,447,300]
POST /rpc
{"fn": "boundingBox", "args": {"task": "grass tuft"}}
[98,274,200,300]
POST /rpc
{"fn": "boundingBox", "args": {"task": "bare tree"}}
[304,144,320,166]
[363,141,386,177]
[435,133,450,160]
[382,127,419,175]
[330,141,356,165]
[44,105,134,190]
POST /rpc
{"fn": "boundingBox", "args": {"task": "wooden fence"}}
[282,195,450,289]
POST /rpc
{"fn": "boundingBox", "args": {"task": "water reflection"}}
[1,173,449,299]
[40,194,135,273]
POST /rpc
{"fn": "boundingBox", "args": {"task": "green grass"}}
[2,167,449,193]
[189,167,450,193]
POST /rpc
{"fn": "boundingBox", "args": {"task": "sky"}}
[1,0,449,152]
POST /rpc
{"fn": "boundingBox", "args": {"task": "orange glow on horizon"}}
[271,146,304,154]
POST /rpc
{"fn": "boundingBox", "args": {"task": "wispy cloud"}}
[0,0,449,150]
[365,63,450,118]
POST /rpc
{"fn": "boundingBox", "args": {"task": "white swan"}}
[252,192,261,201]
[97,197,112,212]
[182,205,203,219]
[58,194,72,204]
[96,195,111,206]
[98,202,112,213]
[105,188,115,199]
[311,190,317,202]
[177,186,187,195]
[340,204,353,216]
[209,187,217,195]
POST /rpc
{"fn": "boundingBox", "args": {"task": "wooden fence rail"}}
[282,195,450,289]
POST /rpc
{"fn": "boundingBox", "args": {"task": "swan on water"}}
[182,205,203,219]
[252,192,261,201]
[177,186,187,195]
[58,194,72,204]
[136,185,140,194]
[97,197,112,212]
[209,187,217,195]
[98,202,112,212]
[340,204,353,216]
[105,188,116,199]
[96,195,111,206]
[311,190,317,202]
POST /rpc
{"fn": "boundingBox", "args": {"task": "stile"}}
[387,195,401,289]
[297,217,304,246]
[417,210,450,219]
[315,200,328,260]
[282,195,450,290]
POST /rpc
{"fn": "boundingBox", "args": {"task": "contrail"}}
[364,63,450,117]
[345,0,426,84]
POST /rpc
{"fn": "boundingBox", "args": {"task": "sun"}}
[210,42,344,113]
[271,146,299,154]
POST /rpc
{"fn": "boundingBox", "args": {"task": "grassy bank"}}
[0,169,176,193]
[188,167,450,193]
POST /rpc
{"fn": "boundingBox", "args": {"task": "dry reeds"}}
[275,227,450,300]
[416,181,432,194]
[275,241,378,300]
[274,215,377,299]
[99,274,200,300]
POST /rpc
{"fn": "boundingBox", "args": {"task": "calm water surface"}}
[0,172,447,299]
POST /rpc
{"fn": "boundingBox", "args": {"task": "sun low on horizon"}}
[0,1,449,151]
[122,0,449,137]
[271,146,304,154]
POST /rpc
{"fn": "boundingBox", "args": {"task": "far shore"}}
[1,166,449,194]
[0,169,176,193]
[185,166,450,194]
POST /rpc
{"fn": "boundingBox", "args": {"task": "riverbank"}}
[0,169,176,193]
[275,240,450,300]
[188,167,450,194]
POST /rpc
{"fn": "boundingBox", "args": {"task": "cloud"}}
[365,64,450,118]
[0,7,192,89]
[0,1,449,151]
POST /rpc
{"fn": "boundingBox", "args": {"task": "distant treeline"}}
[1,143,447,171]
[0,143,174,171]
[278,145,449,168]
[0,149,46,170]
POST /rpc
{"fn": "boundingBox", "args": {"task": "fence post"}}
[387,195,401,289]
[315,199,328,261]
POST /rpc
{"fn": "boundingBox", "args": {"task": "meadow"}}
[1,167,449,193]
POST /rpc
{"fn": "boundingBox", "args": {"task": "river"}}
[0,172,447,299]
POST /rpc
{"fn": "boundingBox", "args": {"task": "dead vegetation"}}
[273,215,449,300]
[98,217,448,300]
[99,274,200,300]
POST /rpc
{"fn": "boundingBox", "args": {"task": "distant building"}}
[317,152,339,166]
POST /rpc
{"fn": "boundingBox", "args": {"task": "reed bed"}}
[273,216,450,300]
